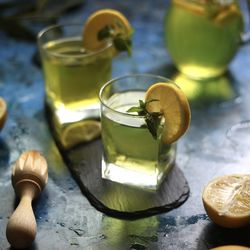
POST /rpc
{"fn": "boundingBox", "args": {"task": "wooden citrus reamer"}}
[6,150,48,249]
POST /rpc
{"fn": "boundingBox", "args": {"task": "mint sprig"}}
[98,25,133,56]
[127,99,162,139]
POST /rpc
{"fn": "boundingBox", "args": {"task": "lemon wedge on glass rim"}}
[145,82,191,144]
[202,174,250,228]
[0,97,7,131]
[82,8,132,51]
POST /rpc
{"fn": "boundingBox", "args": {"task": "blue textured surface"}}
[0,0,250,249]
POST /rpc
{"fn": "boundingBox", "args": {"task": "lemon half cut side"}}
[202,174,250,228]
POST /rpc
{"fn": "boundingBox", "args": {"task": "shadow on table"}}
[0,137,10,170]
[197,222,250,249]
[147,64,239,109]
[8,242,38,250]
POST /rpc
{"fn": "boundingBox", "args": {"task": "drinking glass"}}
[99,74,177,191]
[38,23,114,124]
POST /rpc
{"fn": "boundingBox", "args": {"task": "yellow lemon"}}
[0,97,7,131]
[82,9,131,51]
[145,82,191,144]
[211,246,250,250]
[61,120,101,149]
[202,174,250,228]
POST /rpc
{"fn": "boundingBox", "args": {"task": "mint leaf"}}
[145,112,162,140]
[113,35,132,56]
[127,99,162,139]
[97,25,114,40]
[127,107,143,113]
[97,25,132,56]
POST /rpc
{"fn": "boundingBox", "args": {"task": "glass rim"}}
[99,73,175,118]
[37,23,113,59]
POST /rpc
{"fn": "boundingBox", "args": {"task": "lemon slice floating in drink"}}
[145,83,191,144]
[82,8,132,51]
[202,174,250,228]
[213,4,242,25]
[0,97,7,131]
[61,120,101,149]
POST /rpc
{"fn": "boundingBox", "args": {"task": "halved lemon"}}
[0,97,7,131]
[145,82,191,144]
[202,174,250,228]
[82,9,131,51]
[211,246,250,250]
[61,120,101,149]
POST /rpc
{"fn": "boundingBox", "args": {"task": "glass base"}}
[51,102,100,125]
[46,102,101,149]
[101,156,176,191]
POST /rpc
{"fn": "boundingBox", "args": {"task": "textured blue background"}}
[0,0,250,249]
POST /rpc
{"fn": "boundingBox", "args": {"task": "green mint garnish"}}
[97,25,114,40]
[127,99,162,139]
[97,25,133,56]
[113,35,132,56]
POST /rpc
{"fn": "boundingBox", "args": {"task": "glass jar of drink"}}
[164,0,244,79]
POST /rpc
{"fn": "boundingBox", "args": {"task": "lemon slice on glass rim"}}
[61,120,101,149]
[82,8,132,51]
[145,82,191,144]
[202,174,250,228]
[0,97,7,131]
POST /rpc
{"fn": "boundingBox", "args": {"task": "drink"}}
[102,91,176,190]
[164,0,243,79]
[42,37,112,113]
[38,24,114,147]
[99,75,179,191]
[38,23,114,125]
[38,10,133,147]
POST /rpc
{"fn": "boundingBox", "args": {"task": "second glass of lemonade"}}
[38,24,113,144]
[99,74,177,191]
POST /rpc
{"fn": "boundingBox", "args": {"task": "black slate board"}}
[56,137,190,220]
[46,102,190,219]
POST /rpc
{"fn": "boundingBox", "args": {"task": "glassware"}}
[38,23,113,124]
[164,0,244,79]
[99,74,177,191]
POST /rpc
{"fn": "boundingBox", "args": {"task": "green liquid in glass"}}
[164,1,243,79]
[41,37,112,111]
[101,91,176,190]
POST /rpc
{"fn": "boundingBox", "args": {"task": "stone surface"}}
[0,0,250,249]
[58,136,189,219]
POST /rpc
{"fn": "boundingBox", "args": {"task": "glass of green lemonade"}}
[164,0,244,79]
[38,24,113,135]
[99,74,177,191]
